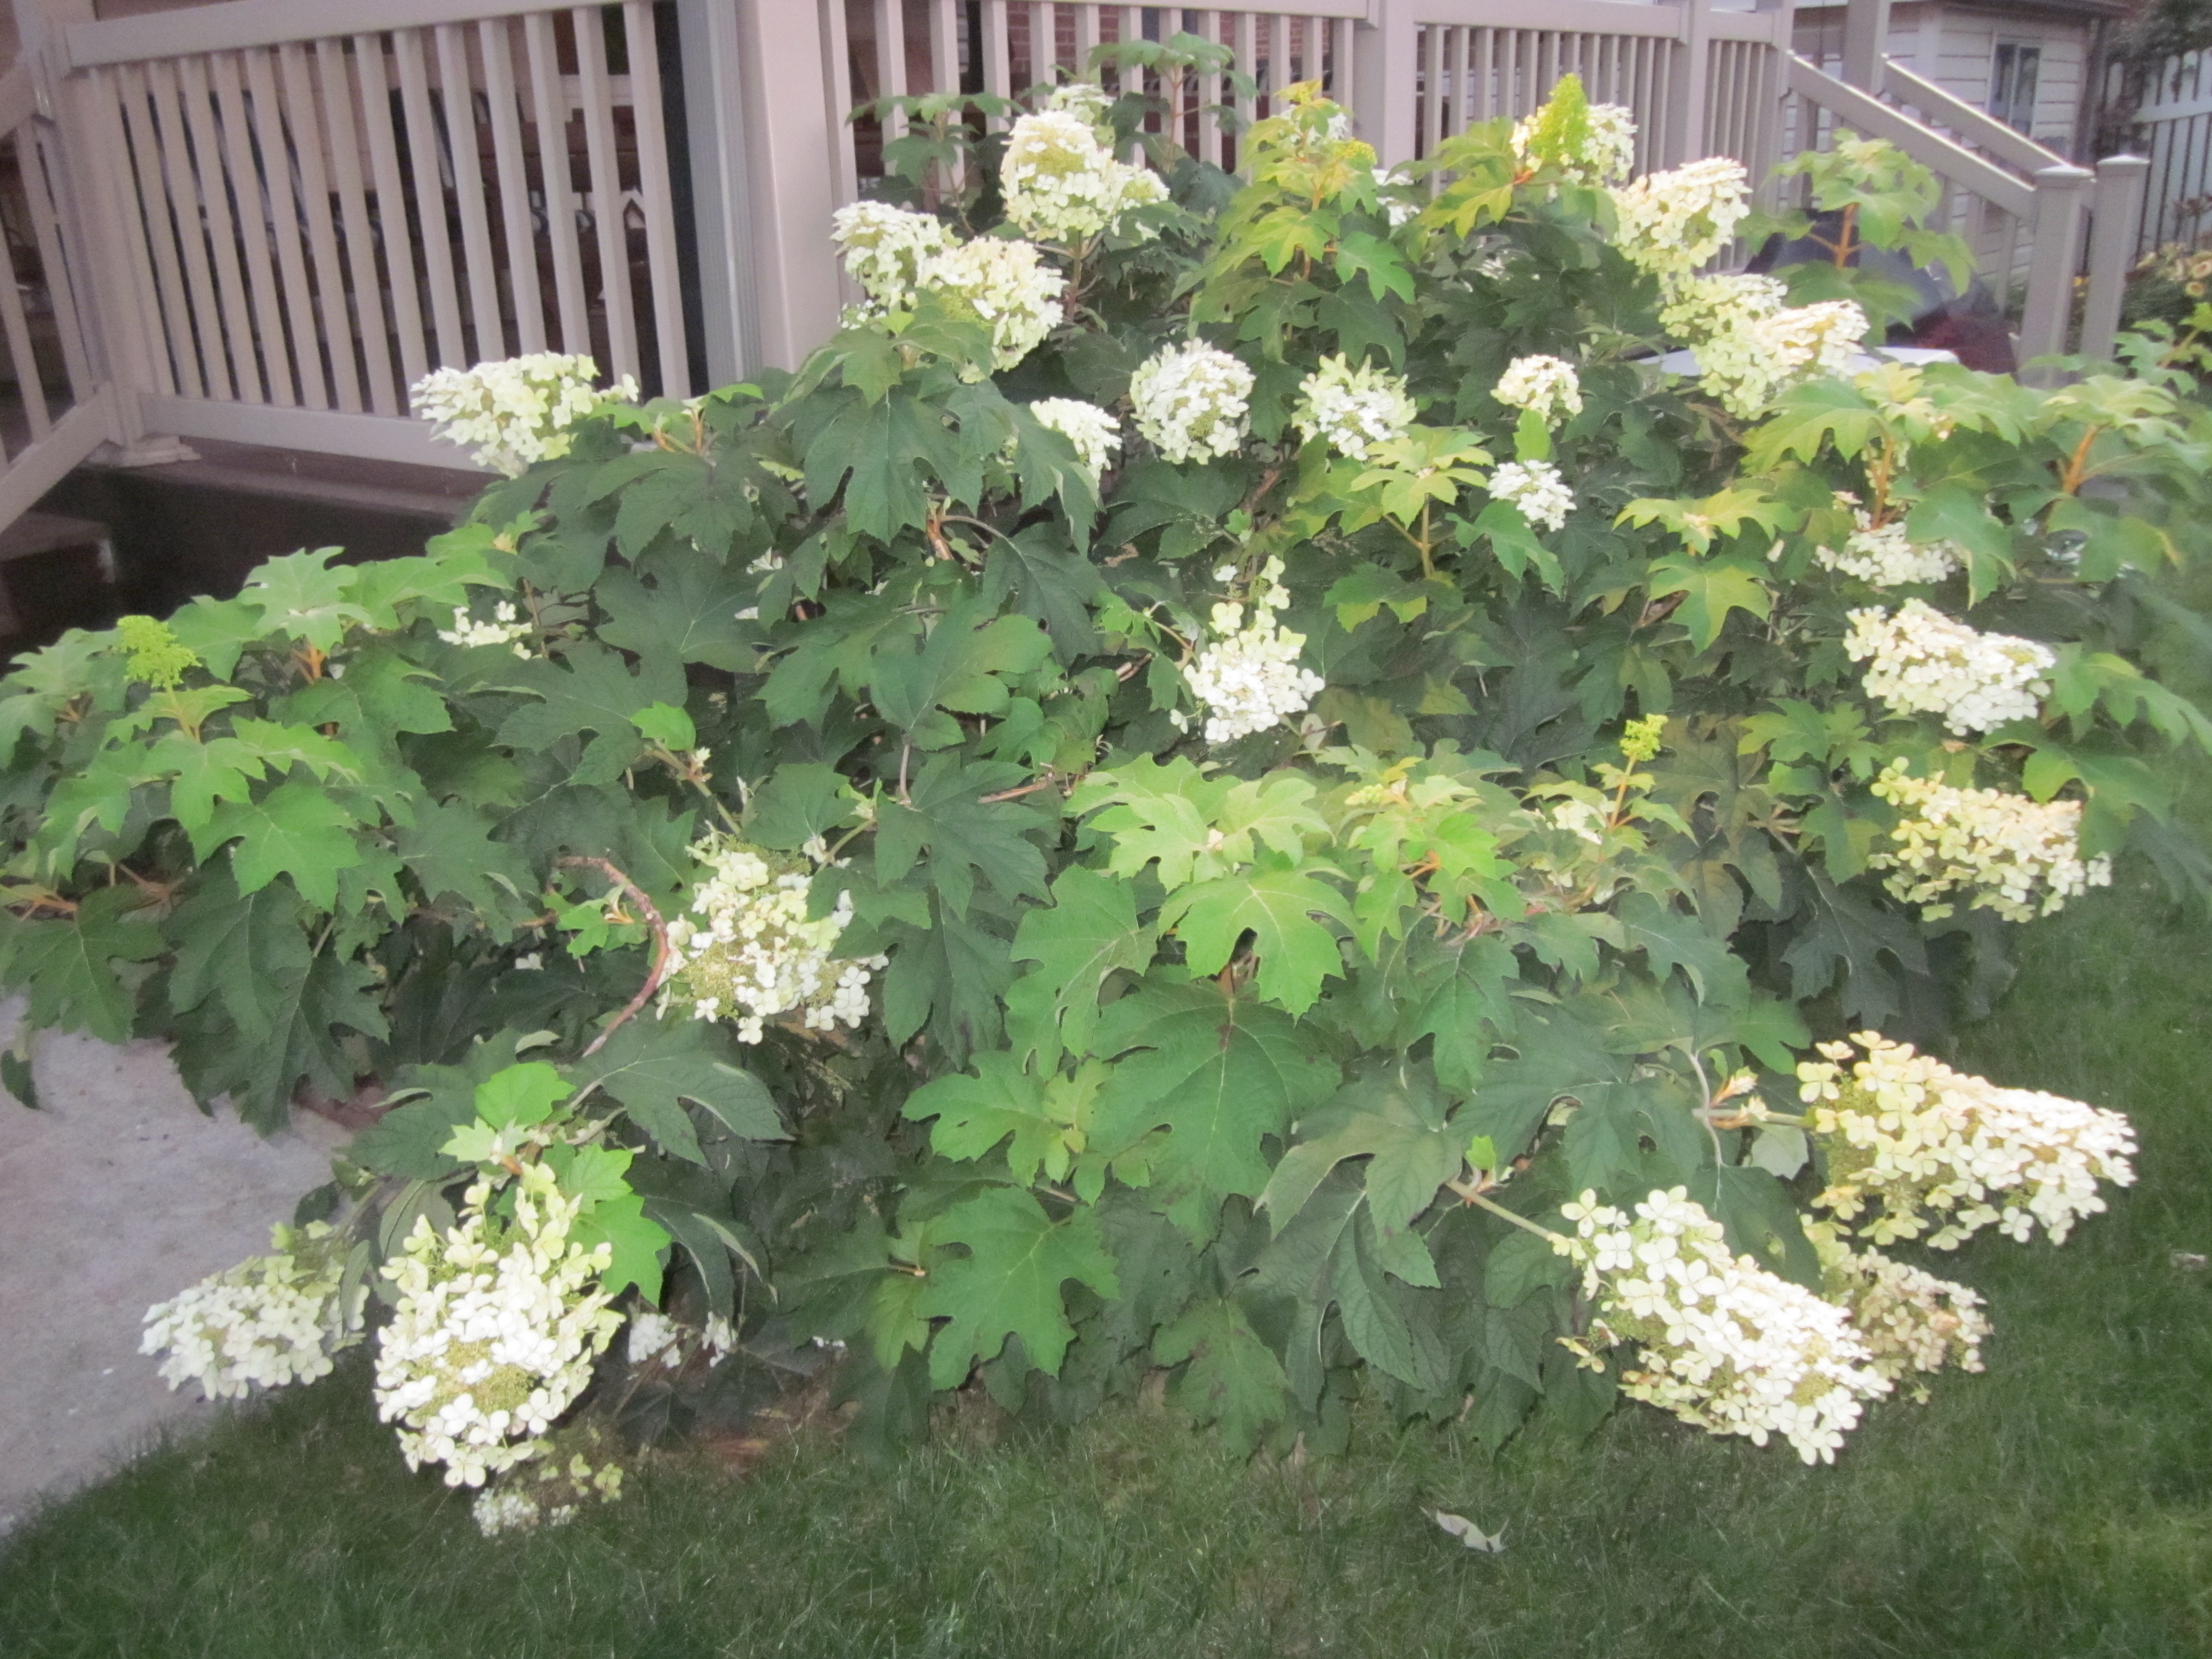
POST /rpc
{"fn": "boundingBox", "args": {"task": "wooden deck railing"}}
[0,51,123,526]
[53,0,695,470]
[0,0,2156,530]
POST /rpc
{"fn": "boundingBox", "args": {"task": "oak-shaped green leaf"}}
[493,641,687,786]
[1076,760,1325,889]
[869,607,1052,747]
[596,559,759,671]
[396,798,537,926]
[1005,865,1155,1068]
[158,596,270,682]
[1646,554,1773,652]
[877,895,1016,1060]
[746,762,863,852]
[235,547,369,651]
[1259,1088,1463,1241]
[604,450,758,560]
[0,885,163,1044]
[982,525,1107,661]
[168,946,387,1132]
[567,1015,784,1160]
[1091,978,1338,1240]
[153,733,265,837]
[917,1186,1119,1389]
[165,857,311,1044]
[874,754,1052,919]
[274,648,456,773]
[1410,933,1519,1093]
[540,1140,632,1207]
[1153,1296,1295,1453]
[902,1051,1105,1185]
[804,388,959,541]
[570,1190,669,1303]
[629,702,696,753]
[1614,890,1741,1003]
[1161,859,1350,1014]
[199,779,367,911]
[472,1061,572,1129]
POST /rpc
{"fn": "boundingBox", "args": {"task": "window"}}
[1991,41,2042,134]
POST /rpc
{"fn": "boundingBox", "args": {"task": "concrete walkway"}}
[0,999,342,1534]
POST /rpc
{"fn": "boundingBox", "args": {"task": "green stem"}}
[823,820,873,863]
[1462,1188,1568,1246]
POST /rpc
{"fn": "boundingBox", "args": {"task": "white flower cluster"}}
[1000,101,1167,246]
[1489,458,1575,531]
[470,1425,626,1537]
[917,237,1066,375]
[1183,555,1326,744]
[1814,505,1960,588]
[830,200,956,316]
[141,1221,360,1400]
[1660,274,1869,417]
[1807,1221,1989,1400]
[1511,102,1637,185]
[1547,796,1609,846]
[662,837,887,1044]
[625,1307,736,1369]
[436,601,531,656]
[1555,1187,1891,1464]
[627,1308,682,1366]
[1797,1032,2138,1249]
[1130,341,1253,463]
[1493,354,1583,425]
[412,353,635,476]
[1871,763,2112,921]
[1291,354,1418,461]
[1658,270,1787,336]
[1026,397,1122,481]
[373,1166,622,1488]
[1845,599,2053,734]
[1609,156,1751,275]
[830,206,1066,373]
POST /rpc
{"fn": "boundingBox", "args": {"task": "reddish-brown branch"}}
[557,855,673,1057]
[979,777,1059,804]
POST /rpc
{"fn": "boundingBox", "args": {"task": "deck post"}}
[1664,0,1716,169]
[2018,163,2095,373]
[676,0,759,384]
[1839,0,1890,91]
[723,0,846,373]
[1352,0,1420,172]
[2079,154,2150,363]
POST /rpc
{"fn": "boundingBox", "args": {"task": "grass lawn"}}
[2,863,2208,1658]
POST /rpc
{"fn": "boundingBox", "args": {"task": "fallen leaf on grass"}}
[1428,1509,1506,1552]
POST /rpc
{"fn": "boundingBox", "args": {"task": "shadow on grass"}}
[2,868,2208,1659]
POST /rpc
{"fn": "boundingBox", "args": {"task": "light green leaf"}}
[473,1061,573,1129]
[1005,866,1155,1069]
[1161,860,1350,1014]
[199,779,367,911]
[1646,553,1774,651]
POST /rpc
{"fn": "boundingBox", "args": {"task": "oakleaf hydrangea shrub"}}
[9,61,2212,1504]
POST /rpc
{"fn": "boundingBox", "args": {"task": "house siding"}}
[1794,2,2093,158]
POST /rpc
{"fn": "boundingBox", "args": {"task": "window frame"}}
[1990,39,2044,136]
